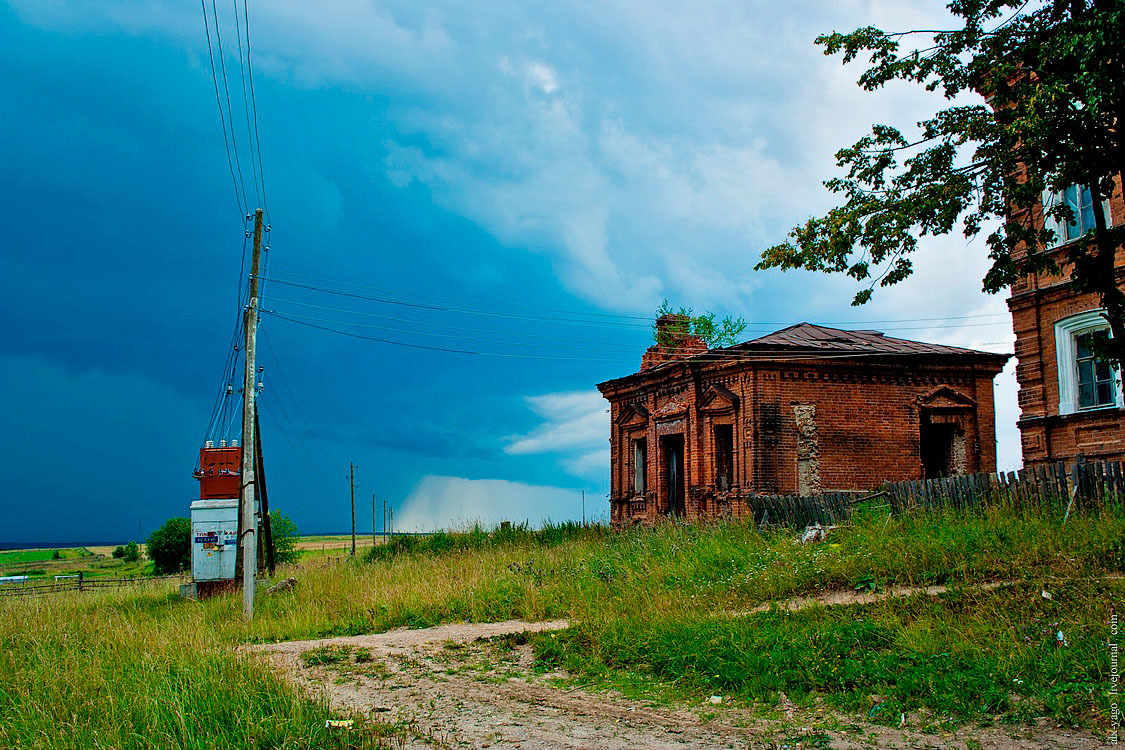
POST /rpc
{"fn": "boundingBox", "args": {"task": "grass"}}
[0,546,155,580]
[1,502,1121,746]
[0,547,88,565]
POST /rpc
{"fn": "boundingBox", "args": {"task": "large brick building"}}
[1008,178,1125,464]
[597,319,1009,526]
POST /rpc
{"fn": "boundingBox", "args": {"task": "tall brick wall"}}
[1007,176,1125,464]
[600,354,1004,526]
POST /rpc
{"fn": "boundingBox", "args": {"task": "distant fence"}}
[0,573,185,598]
[745,460,1124,529]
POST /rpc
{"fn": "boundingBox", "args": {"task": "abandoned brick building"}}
[597,319,1009,525]
[1007,177,1125,464]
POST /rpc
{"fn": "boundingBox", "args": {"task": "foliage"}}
[2,505,1121,745]
[269,509,301,565]
[0,589,399,748]
[536,578,1115,724]
[652,299,747,350]
[363,520,604,563]
[51,549,61,560]
[122,541,140,563]
[112,545,125,559]
[146,518,191,575]
[757,0,1125,365]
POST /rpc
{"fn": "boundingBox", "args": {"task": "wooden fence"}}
[0,573,185,598]
[884,460,1124,516]
[744,492,854,529]
[744,460,1124,528]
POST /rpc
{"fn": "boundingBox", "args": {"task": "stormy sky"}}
[0,1,1020,542]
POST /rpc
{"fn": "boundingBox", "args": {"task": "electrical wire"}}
[262,308,1010,363]
[260,328,335,467]
[199,0,246,217]
[209,0,250,216]
[262,269,1011,328]
[241,0,270,223]
[232,0,262,210]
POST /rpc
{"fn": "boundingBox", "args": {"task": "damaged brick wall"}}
[793,403,820,495]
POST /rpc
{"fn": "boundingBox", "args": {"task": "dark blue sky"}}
[0,1,1021,543]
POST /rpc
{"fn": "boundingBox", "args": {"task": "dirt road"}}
[253,619,1105,749]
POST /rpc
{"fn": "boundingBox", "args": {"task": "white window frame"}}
[1042,185,1112,249]
[1055,309,1123,414]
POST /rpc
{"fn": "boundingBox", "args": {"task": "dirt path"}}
[253,618,1106,749]
[741,580,1014,615]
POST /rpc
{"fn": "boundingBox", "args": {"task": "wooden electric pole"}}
[350,462,356,557]
[240,208,264,622]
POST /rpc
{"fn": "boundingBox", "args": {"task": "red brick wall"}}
[601,356,1004,526]
[1007,176,1125,464]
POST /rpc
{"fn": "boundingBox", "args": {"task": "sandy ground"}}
[253,617,1108,749]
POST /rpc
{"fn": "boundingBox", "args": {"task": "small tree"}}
[652,300,746,350]
[269,509,301,565]
[146,517,191,575]
[122,541,140,563]
[112,545,125,559]
[757,0,1125,369]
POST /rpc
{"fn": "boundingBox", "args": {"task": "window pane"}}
[1095,360,1112,382]
[1076,333,1094,359]
[1079,383,1095,408]
[1080,187,1096,233]
[1096,381,1113,406]
[1077,359,1094,386]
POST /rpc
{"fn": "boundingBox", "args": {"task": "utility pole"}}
[350,462,357,557]
[240,208,264,622]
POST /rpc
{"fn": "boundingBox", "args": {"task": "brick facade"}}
[1007,177,1125,464]
[597,320,1009,526]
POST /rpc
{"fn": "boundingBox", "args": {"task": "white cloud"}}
[394,475,594,531]
[504,390,607,453]
[13,0,1027,467]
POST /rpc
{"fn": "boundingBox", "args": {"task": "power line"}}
[258,394,331,481]
[263,308,1009,363]
[264,266,1012,327]
[209,0,251,216]
[262,305,634,352]
[231,0,262,210]
[260,327,334,467]
[262,294,631,348]
[266,268,653,321]
[199,0,247,217]
[240,0,270,222]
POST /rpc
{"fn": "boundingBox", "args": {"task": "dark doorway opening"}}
[714,424,734,491]
[920,422,958,479]
[661,434,685,516]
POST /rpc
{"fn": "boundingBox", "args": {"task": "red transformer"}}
[195,443,242,499]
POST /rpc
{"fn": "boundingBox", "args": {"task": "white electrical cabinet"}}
[190,498,239,581]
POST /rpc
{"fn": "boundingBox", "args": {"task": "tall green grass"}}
[0,587,399,748]
[2,504,1121,744]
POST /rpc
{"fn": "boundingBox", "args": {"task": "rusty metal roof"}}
[729,322,1002,357]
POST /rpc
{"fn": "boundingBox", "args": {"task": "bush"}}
[122,541,140,563]
[111,546,125,559]
[51,549,61,560]
[146,518,191,575]
[269,510,300,565]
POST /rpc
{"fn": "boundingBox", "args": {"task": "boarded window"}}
[714,424,734,491]
[633,438,647,494]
